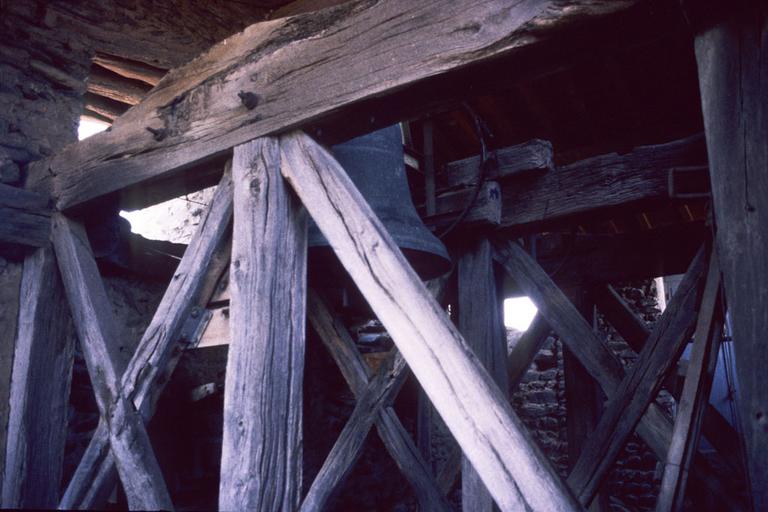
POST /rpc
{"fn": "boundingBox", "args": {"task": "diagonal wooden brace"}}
[308,289,452,511]
[280,131,579,512]
[60,168,234,509]
[51,214,173,511]
[301,351,409,512]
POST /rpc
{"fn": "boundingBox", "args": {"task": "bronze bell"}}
[309,124,451,281]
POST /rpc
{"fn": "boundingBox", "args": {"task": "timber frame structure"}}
[0,1,766,511]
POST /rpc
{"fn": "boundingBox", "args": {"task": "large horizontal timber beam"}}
[26,0,640,211]
[279,131,580,511]
[0,183,51,248]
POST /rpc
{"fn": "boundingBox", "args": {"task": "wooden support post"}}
[507,313,551,391]
[51,214,173,511]
[220,138,307,511]
[693,5,768,509]
[656,253,722,512]
[301,352,409,512]
[567,247,706,506]
[60,168,234,509]
[307,290,451,511]
[458,240,509,512]
[280,131,579,512]
[562,295,608,512]
[1,246,74,508]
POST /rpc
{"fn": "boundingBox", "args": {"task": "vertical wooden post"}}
[692,5,768,509]
[0,260,22,501]
[1,246,74,508]
[458,239,509,512]
[220,137,307,511]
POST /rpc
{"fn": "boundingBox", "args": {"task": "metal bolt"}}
[146,126,167,141]
[238,90,259,110]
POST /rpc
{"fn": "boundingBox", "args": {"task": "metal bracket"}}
[178,307,213,349]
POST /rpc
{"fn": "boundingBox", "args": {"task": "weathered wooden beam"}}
[87,65,153,106]
[92,53,166,86]
[458,240,509,512]
[567,247,706,506]
[440,138,553,189]
[83,92,131,122]
[27,0,638,211]
[1,246,73,509]
[693,5,768,509]
[423,181,502,231]
[220,138,307,511]
[280,131,579,512]
[51,214,172,510]
[591,284,650,353]
[507,313,551,391]
[307,289,451,511]
[0,183,51,248]
[301,352,409,512]
[60,168,234,509]
[497,134,707,234]
[656,253,722,512]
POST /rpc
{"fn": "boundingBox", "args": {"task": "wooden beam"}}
[301,351,409,512]
[60,168,234,509]
[219,138,307,511]
[307,289,451,511]
[51,214,172,510]
[423,181,502,231]
[27,0,638,211]
[458,240,509,512]
[693,5,768,509]
[0,183,51,248]
[591,284,649,353]
[92,53,166,86]
[87,65,153,106]
[567,247,706,506]
[280,131,579,512]
[656,253,722,512]
[507,313,551,390]
[1,246,73,508]
[83,92,131,122]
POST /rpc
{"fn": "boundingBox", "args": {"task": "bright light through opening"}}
[78,117,109,140]
[504,297,537,331]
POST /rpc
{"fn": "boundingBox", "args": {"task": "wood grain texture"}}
[307,289,451,511]
[27,0,637,211]
[0,183,51,248]
[507,313,551,391]
[694,6,768,509]
[220,137,307,512]
[1,246,74,509]
[60,168,234,510]
[0,261,22,497]
[656,254,722,512]
[497,134,707,233]
[51,214,173,511]
[87,65,153,106]
[567,247,707,506]
[300,352,408,512]
[280,131,579,512]
[458,240,509,512]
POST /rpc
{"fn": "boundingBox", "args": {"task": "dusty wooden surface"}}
[1,246,73,509]
[694,6,768,509]
[0,259,22,493]
[220,138,307,511]
[280,131,579,511]
[0,183,51,248]
[27,0,637,211]
[51,214,173,511]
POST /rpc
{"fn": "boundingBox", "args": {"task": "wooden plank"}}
[50,214,173,510]
[423,181,502,231]
[507,313,551,390]
[440,138,553,189]
[307,289,451,511]
[87,65,153,106]
[300,352,409,512]
[0,261,22,497]
[220,137,307,511]
[27,0,638,211]
[92,53,166,86]
[83,92,131,122]
[497,134,707,234]
[656,253,722,512]
[60,168,234,509]
[693,6,768,510]
[0,183,51,248]
[1,246,74,509]
[280,131,579,512]
[458,240,509,512]
[567,247,706,506]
